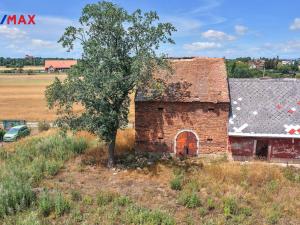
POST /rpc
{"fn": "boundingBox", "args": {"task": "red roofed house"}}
[45,60,77,73]
[135,57,230,156]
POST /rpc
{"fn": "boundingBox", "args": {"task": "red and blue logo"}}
[0,15,35,25]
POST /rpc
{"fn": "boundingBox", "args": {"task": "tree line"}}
[226,57,300,78]
[0,57,75,67]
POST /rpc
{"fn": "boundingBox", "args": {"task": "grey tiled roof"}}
[228,78,300,137]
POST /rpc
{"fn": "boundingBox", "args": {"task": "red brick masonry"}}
[135,102,229,155]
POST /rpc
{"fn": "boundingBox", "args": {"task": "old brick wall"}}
[135,101,229,154]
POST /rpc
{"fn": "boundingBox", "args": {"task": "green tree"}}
[45,1,176,167]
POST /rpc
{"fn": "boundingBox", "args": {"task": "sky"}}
[1,0,300,59]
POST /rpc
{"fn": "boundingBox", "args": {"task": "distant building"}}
[45,60,77,73]
[281,60,294,65]
[248,60,265,70]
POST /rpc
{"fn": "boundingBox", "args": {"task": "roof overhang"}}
[229,132,300,139]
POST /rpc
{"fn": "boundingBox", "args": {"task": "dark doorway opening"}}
[255,140,269,160]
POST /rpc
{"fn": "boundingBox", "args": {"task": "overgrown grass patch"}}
[0,133,88,219]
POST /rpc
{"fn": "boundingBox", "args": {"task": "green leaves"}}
[46,1,175,150]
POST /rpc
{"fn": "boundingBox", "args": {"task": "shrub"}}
[178,191,201,208]
[38,121,50,132]
[207,197,216,211]
[199,207,208,217]
[96,191,118,206]
[0,129,5,142]
[83,195,93,205]
[71,190,82,202]
[17,211,41,225]
[122,205,175,225]
[45,160,62,176]
[283,166,300,183]
[170,176,182,190]
[38,191,54,217]
[0,133,88,218]
[223,197,239,218]
[266,205,281,225]
[54,192,71,216]
[114,196,132,207]
[0,177,35,218]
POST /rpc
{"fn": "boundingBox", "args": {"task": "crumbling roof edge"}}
[229,132,300,139]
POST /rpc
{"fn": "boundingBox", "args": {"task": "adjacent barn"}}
[228,78,300,163]
[45,60,77,73]
[135,57,230,156]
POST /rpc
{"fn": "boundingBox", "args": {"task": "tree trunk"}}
[107,132,117,168]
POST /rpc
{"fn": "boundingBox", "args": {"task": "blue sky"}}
[1,0,300,58]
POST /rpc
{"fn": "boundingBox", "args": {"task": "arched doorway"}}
[175,130,199,156]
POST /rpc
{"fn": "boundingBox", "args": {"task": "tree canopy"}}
[45,1,176,166]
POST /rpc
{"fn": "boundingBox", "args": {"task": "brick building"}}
[135,57,230,156]
[228,79,300,163]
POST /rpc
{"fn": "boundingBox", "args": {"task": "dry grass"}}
[0,75,135,123]
[116,128,135,153]
[1,131,300,224]
[0,66,44,71]
[39,154,300,225]
[0,74,66,121]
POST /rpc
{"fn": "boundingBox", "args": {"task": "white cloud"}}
[290,18,300,30]
[183,42,221,51]
[235,25,248,35]
[201,29,236,41]
[0,25,27,39]
[31,39,58,49]
[189,0,221,14]
[279,40,300,52]
[163,16,202,36]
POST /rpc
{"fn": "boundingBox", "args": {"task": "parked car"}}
[3,125,30,142]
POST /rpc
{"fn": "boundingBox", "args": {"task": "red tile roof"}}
[136,57,229,103]
[45,60,77,69]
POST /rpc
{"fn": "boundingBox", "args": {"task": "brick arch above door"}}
[174,129,200,156]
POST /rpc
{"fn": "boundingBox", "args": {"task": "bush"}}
[207,197,216,211]
[267,205,281,224]
[96,191,118,206]
[223,197,239,218]
[178,191,201,208]
[38,121,50,132]
[0,133,88,218]
[38,191,54,217]
[199,207,208,217]
[0,129,5,142]
[114,196,132,207]
[0,177,35,218]
[54,192,71,216]
[71,190,82,202]
[170,176,182,191]
[83,195,93,205]
[122,205,175,225]
[283,166,300,183]
[45,160,62,176]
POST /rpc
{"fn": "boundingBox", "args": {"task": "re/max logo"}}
[0,15,36,25]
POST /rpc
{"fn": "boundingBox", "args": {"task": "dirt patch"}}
[42,150,198,222]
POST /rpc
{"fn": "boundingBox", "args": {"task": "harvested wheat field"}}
[0,66,45,71]
[0,75,135,122]
[0,74,66,121]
